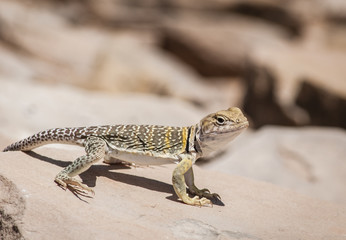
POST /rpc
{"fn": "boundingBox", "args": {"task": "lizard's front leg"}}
[172,155,211,206]
[184,167,220,201]
[55,136,106,195]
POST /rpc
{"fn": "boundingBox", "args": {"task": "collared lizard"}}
[3,107,248,206]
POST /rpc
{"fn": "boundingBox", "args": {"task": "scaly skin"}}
[3,107,248,206]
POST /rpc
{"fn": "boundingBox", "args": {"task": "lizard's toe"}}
[189,187,220,201]
[198,188,211,194]
[189,196,212,207]
[55,179,67,190]
[55,177,94,196]
[69,181,94,195]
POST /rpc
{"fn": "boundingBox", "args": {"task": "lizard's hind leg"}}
[55,136,106,195]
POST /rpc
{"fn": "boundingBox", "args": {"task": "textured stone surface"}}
[0,1,237,111]
[226,1,303,37]
[160,14,287,78]
[296,80,346,128]
[1,1,346,238]
[85,34,228,109]
[0,80,205,141]
[204,126,346,205]
[1,0,346,128]
[242,64,296,128]
[1,146,345,240]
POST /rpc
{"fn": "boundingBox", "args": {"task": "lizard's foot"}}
[189,186,221,201]
[55,177,94,196]
[181,195,212,207]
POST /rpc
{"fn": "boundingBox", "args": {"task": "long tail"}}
[3,127,86,152]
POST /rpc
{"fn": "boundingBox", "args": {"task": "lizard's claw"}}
[198,188,211,194]
[189,186,221,202]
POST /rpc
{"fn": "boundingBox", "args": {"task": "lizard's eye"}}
[216,116,226,125]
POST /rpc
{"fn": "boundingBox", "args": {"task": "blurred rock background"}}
[0,0,345,205]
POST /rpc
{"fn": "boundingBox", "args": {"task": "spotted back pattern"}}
[100,125,189,155]
[3,125,192,156]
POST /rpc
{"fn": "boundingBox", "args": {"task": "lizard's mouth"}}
[210,121,249,135]
[233,121,249,131]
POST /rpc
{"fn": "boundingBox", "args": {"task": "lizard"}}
[3,107,248,206]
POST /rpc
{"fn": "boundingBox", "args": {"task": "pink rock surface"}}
[204,126,346,205]
[1,143,346,240]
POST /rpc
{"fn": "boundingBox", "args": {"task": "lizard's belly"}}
[106,149,180,166]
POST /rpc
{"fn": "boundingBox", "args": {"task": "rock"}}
[248,22,346,129]
[241,60,346,129]
[86,0,163,27]
[203,126,346,205]
[160,14,288,77]
[0,1,235,110]
[320,0,346,25]
[0,0,109,86]
[296,80,346,129]
[160,26,247,77]
[0,175,24,240]
[250,15,346,112]
[4,0,346,129]
[0,80,205,141]
[157,1,346,129]
[242,64,296,128]
[86,34,230,109]
[1,144,346,239]
[324,22,346,50]
[226,1,303,38]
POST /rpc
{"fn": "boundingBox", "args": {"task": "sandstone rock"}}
[203,126,346,205]
[0,0,109,86]
[5,0,346,129]
[0,0,237,110]
[296,80,346,128]
[242,64,296,128]
[160,26,247,77]
[86,34,230,109]
[226,1,303,38]
[0,175,24,240]
[160,14,288,77]
[157,2,346,129]
[1,144,346,240]
[251,18,346,110]
[244,19,346,129]
[0,80,205,141]
[319,0,346,23]
[1,4,346,238]
[324,22,346,50]
[86,0,163,27]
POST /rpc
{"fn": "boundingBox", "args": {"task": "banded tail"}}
[3,127,87,152]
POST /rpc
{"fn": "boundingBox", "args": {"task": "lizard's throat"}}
[195,126,245,157]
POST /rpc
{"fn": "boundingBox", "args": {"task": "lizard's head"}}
[196,107,249,156]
